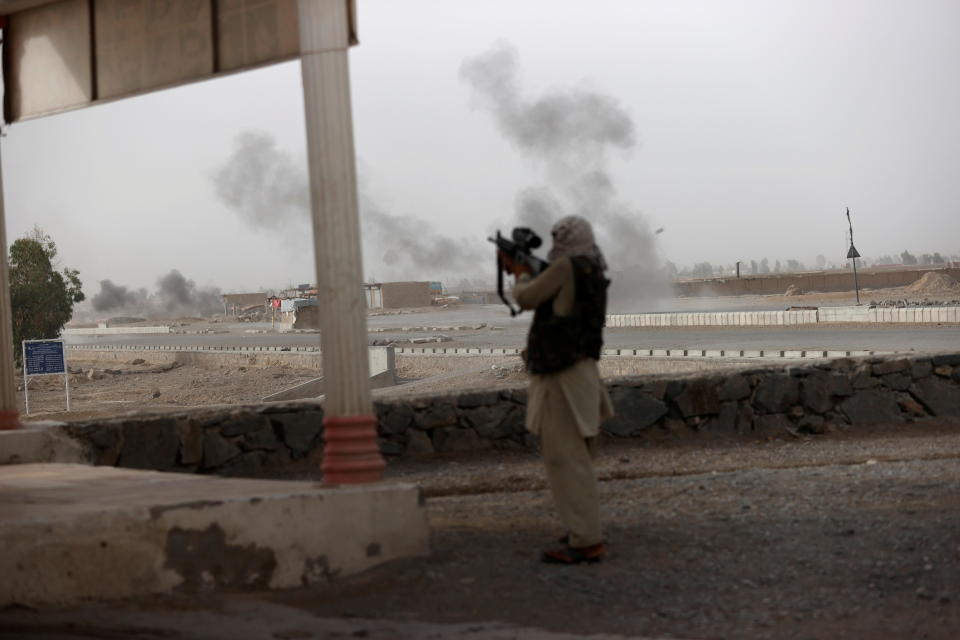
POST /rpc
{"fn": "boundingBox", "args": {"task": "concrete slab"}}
[0,464,429,606]
[261,348,396,402]
[261,369,396,402]
[0,422,91,465]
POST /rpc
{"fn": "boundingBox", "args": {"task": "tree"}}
[8,228,84,364]
[691,262,714,278]
[900,250,917,265]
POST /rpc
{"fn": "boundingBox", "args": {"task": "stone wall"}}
[60,353,960,476]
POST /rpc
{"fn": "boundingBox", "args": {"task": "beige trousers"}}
[538,384,603,547]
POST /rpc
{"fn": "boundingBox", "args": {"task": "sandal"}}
[541,542,606,565]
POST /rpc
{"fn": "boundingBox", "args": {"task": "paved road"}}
[67,318,960,354]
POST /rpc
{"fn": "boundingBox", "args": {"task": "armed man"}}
[495,215,614,564]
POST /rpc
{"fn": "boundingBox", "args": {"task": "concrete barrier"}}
[606,305,960,328]
[64,326,171,335]
[0,464,428,606]
[66,346,395,375]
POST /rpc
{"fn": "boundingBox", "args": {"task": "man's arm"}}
[513,257,573,312]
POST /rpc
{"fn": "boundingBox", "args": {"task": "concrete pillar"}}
[297,0,383,483]
[0,146,21,430]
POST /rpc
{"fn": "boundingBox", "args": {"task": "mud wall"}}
[675,267,960,297]
[381,282,431,309]
[57,352,960,476]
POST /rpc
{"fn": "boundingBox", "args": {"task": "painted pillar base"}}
[322,414,386,485]
[0,410,22,431]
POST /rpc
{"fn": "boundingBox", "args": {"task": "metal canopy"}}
[0,1,60,13]
[1,0,357,123]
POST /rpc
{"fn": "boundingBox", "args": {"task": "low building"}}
[221,292,266,316]
[363,281,433,309]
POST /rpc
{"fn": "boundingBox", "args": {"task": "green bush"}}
[8,229,84,364]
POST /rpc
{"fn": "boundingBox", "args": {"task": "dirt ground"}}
[15,358,320,422]
[16,352,748,422]
[2,422,959,639]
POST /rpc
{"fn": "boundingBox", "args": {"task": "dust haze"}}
[213,133,487,287]
[211,43,667,310]
[461,42,669,311]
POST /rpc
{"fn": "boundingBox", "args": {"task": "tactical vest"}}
[526,256,609,375]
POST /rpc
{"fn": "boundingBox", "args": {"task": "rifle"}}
[487,227,550,316]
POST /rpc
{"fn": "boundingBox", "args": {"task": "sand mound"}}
[906,272,960,296]
[784,285,802,296]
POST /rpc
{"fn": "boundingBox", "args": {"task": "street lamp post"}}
[846,207,861,305]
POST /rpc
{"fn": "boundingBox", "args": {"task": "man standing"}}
[501,215,614,564]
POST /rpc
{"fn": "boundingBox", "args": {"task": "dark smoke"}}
[91,279,140,312]
[213,131,488,284]
[87,270,222,318]
[212,131,310,231]
[461,43,669,310]
[360,195,486,279]
[155,270,222,316]
[460,45,635,168]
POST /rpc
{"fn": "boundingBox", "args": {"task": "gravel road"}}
[4,422,959,639]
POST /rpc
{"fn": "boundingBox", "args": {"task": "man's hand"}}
[498,251,533,277]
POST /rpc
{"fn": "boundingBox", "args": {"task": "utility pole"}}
[846,207,861,305]
[297,0,385,483]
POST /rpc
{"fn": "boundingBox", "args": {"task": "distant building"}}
[221,293,266,316]
[458,289,498,305]
[280,284,318,299]
[280,298,319,313]
[363,281,434,309]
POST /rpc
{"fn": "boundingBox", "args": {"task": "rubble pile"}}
[906,272,960,296]
[870,299,960,308]
[237,305,270,322]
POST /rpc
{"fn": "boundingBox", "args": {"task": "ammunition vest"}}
[526,256,609,375]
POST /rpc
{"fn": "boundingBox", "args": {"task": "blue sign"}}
[24,340,66,376]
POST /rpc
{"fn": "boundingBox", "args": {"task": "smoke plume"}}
[212,132,310,231]
[461,43,668,310]
[91,280,141,312]
[213,131,487,285]
[87,270,222,318]
[155,270,222,316]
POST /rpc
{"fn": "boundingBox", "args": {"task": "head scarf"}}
[547,215,608,270]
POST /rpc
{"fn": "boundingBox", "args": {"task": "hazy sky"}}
[2,0,959,296]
